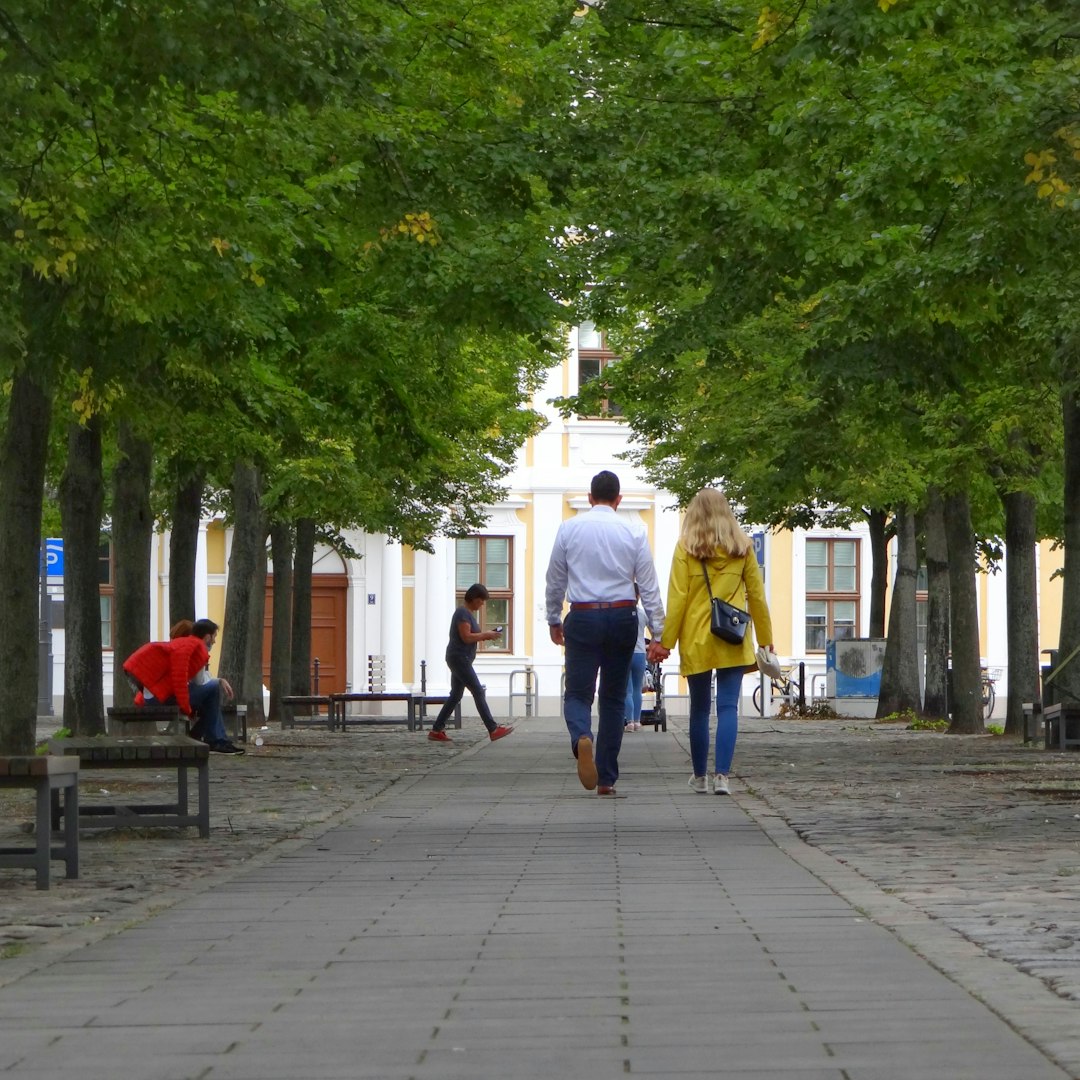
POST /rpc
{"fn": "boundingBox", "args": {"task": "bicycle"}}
[752,668,799,715]
[981,668,997,720]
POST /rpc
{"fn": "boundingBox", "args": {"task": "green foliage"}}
[559,0,1075,535]
[906,716,949,732]
[1,0,580,546]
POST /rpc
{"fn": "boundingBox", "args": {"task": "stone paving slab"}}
[0,716,1072,1079]
[3,713,1080,1076]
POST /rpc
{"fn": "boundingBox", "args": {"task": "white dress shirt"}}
[545,505,665,637]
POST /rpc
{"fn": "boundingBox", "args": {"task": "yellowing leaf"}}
[752,7,781,51]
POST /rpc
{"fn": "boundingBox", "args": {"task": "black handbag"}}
[701,559,750,645]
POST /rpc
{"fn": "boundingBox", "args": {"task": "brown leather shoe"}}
[576,736,598,790]
[597,785,617,796]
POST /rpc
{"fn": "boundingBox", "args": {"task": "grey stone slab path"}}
[0,717,1072,1080]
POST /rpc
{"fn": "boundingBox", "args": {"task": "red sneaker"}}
[489,725,513,742]
[427,729,452,742]
[597,785,617,796]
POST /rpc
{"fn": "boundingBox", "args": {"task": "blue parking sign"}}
[45,538,63,578]
[751,531,765,571]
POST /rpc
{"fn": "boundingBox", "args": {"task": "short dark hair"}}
[192,618,219,639]
[463,583,489,603]
[591,470,620,503]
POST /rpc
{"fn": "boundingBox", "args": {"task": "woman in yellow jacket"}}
[653,489,776,795]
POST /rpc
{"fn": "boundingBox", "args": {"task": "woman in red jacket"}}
[123,619,243,754]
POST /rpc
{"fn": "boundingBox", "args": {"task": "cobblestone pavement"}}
[5,711,1080,1021]
[733,714,1080,1007]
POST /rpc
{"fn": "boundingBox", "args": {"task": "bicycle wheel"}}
[752,684,763,715]
[983,683,996,720]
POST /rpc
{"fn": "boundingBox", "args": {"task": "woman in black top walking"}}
[429,583,514,743]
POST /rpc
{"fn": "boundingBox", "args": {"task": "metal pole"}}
[37,546,53,716]
[420,660,427,694]
[312,657,320,695]
[798,661,806,713]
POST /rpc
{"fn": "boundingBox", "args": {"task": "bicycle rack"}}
[508,666,538,721]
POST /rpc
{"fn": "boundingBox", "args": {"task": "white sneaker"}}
[706,772,716,794]
[687,774,706,794]
[714,773,730,795]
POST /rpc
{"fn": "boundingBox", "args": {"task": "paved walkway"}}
[0,716,1074,1079]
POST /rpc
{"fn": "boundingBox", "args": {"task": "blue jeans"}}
[624,652,646,724]
[169,680,228,744]
[687,666,745,777]
[563,607,637,787]
[433,655,497,733]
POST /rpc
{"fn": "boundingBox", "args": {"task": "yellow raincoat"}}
[659,543,773,677]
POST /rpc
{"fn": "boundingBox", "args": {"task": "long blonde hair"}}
[679,488,751,560]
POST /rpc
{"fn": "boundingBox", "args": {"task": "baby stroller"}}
[639,656,667,731]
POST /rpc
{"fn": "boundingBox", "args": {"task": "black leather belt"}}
[570,600,636,610]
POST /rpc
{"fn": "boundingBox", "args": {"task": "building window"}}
[99,540,114,649]
[805,538,859,652]
[455,537,512,652]
[577,322,622,418]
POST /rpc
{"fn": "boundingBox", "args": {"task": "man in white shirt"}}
[546,471,665,795]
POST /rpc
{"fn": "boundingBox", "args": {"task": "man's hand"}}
[219,678,235,701]
[549,623,564,647]
[646,641,670,664]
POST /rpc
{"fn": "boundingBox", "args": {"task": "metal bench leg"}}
[177,765,189,816]
[63,780,79,880]
[34,781,51,890]
[196,761,210,838]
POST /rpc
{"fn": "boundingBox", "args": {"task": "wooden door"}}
[263,574,348,695]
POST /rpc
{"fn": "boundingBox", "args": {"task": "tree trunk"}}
[290,517,316,695]
[867,508,889,639]
[59,415,105,735]
[0,366,55,754]
[218,461,267,715]
[923,489,950,719]
[169,464,204,626]
[1002,489,1039,736]
[111,422,154,706]
[876,507,921,717]
[1056,388,1080,708]
[944,490,984,733]
[269,519,294,724]
[244,530,268,725]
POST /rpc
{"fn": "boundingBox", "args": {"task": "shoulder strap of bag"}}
[700,558,741,605]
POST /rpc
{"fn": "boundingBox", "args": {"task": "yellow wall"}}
[518,501,534,657]
[1040,539,1064,657]
[768,530,794,657]
[205,522,227,675]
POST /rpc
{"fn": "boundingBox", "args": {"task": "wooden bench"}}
[1042,703,1080,751]
[0,756,80,889]
[330,693,420,731]
[280,695,334,730]
[413,696,463,730]
[222,703,248,742]
[106,704,185,736]
[1022,701,1046,747]
[49,735,210,837]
